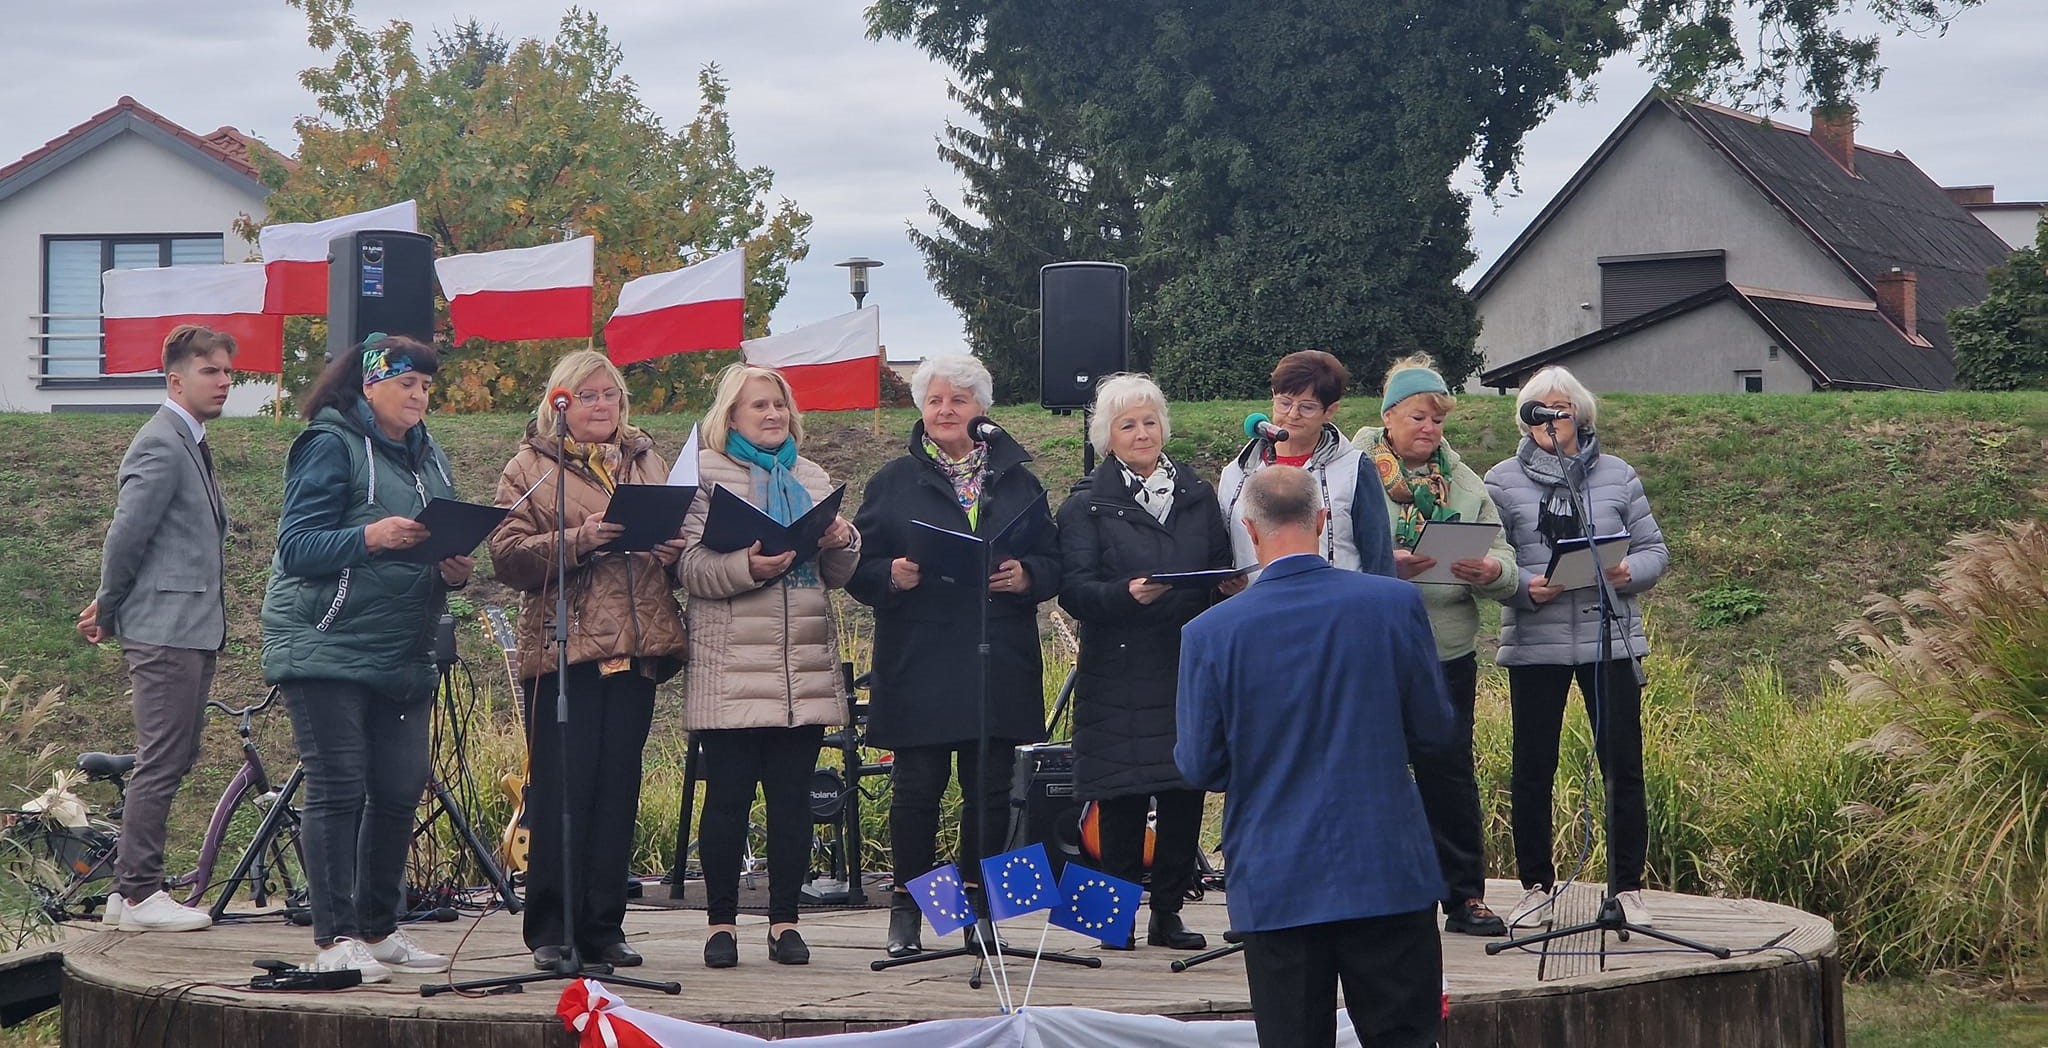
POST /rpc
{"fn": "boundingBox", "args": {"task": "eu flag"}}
[978,843,1057,923]
[904,862,976,936]
[1050,862,1141,946]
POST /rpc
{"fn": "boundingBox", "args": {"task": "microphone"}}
[967,416,1003,441]
[1244,413,1290,443]
[1519,401,1573,426]
[548,387,573,412]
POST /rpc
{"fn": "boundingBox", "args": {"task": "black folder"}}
[907,492,1050,587]
[699,484,847,565]
[597,484,699,553]
[1144,565,1256,589]
[394,498,509,564]
[1542,532,1632,591]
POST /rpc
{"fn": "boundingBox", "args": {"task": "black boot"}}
[1147,911,1208,950]
[886,892,923,958]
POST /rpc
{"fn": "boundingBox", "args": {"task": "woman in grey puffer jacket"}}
[1483,366,1668,933]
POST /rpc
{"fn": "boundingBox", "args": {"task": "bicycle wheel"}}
[2,817,118,924]
[197,778,309,920]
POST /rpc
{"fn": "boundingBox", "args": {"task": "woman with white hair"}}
[1054,374,1230,951]
[1483,366,1669,932]
[846,354,1061,957]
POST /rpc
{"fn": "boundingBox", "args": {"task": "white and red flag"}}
[101,263,283,374]
[740,306,880,412]
[602,248,745,365]
[435,236,595,344]
[256,200,419,315]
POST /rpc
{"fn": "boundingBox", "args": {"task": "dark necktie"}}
[198,439,223,517]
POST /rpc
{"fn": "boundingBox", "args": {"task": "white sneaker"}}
[100,894,126,927]
[1506,886,1554,929]
[117,890,211,932]
[1615,889,1655,927]
[312,937,391,984]
[366,929,449,973]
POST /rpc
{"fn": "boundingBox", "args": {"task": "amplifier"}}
[1006,743,1082,876]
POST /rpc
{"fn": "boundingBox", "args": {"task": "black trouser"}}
[1241,908,1443,1048]
[280,679,431,948]
[1094,788,1204,915]
[888,741,1021,887]
[1412,653,1485,913]
[521,664,655,954]
[1508,659,1646,892]
[697,724,826,926]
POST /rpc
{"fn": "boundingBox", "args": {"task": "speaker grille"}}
[1040,262,1129,410]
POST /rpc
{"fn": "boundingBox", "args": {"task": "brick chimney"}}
[1811,107,1857,175]
[1874,267,1918,339]
[1944,185,1996,206]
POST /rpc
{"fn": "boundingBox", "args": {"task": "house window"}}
[1736,370,1763,393]
[40,234,225,381]
[1598,250,1726,326]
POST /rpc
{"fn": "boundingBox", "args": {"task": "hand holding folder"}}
[699,484,848,566]
[392,498,508,564]
[906,491,1049,588]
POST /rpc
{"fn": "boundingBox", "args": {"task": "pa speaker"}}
[326,230,436,360]
[1040,262,1129,410]
[1005,743,1083,877]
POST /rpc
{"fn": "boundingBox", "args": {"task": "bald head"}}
[1242,466,1327,565]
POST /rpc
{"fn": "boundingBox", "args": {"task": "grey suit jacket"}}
[95,406,228,650]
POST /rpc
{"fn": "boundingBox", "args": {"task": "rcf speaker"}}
[1040,262,1129,410]
[1005,743,1083,876]
[326,230,436,360]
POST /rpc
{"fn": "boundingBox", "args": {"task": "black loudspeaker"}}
[1039,262,1129,410]
[1006,743,1083,876]
[326,230,436,360]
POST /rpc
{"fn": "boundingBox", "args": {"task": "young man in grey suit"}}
[76,325,236,932]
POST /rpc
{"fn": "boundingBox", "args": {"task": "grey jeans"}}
[281,679,432,947]
[114,641,217,903]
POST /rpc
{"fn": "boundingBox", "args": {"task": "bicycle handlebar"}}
[207,685,283,720]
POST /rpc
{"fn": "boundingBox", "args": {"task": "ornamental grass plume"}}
[1837,519,2048,983]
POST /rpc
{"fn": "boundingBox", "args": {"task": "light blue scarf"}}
[725,432,817,585]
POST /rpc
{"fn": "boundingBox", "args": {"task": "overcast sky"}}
[4,2,2041,364]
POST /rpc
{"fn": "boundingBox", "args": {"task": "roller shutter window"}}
[1599,252,1725,326]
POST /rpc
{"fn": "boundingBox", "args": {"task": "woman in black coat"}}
[847,355,1061,957]
[1055,374,1233,951]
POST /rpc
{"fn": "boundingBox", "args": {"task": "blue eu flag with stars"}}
[1050,862,1142,946]
[904,862,976,936]
[978,843,1056,923]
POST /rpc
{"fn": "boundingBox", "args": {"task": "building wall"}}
[1965,205,2044,251]
[1473,105,1867,383]
[0,132,269,414]
[1538,300,1815,393]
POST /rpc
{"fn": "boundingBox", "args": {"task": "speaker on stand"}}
[1040,261,1130,473]
[326,230,437,359]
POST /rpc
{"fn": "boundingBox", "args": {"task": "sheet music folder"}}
[1543,532,1632,591]
[1407,520,1503,585]
[396,498,508,564]
[598,484,698,553]
[699,484,847,565]
[1144,565,1255,589]
[907,491,1049,586]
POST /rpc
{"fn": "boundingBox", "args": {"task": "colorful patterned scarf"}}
[923,434,989,528]
[561,437,624,495]
[1372,434,1459,549]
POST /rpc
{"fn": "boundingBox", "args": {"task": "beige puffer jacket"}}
[679,448,858,731]
[490,424,689,682]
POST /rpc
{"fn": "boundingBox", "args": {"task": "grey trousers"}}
[115,641,217,904]
[281,679,432,947]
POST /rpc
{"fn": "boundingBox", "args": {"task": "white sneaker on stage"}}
[117,890,211,932]
[313,938,391,984]
[100,894,126,928]
[367,930,449,973]
[1615,889,1656,927]
[1506,886,1554,929]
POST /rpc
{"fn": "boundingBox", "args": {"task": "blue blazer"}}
[1176,553,1452,932]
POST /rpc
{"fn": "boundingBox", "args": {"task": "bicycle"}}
[1,687,310,926]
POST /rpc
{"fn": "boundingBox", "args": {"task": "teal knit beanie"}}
[1380,367,1449,414]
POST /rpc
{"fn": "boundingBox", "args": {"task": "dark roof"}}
[1479,284,1946,392]
[0,96,273,205]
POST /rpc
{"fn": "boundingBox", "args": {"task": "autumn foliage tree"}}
[247,1,812,412]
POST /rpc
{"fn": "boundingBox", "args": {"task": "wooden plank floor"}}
[31,880,1838,1041]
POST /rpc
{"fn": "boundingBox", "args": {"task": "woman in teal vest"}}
[261,334,472,984]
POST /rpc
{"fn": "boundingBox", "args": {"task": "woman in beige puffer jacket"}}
[680,364,859,969]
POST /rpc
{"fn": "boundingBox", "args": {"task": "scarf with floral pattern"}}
[1372,434,1458,550]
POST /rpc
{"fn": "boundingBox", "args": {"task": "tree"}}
[868,0,1984,398]
[1950,220,2048,391]
[247,0,812,412]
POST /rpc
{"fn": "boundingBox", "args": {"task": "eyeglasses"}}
[573,388,624,405]
[1273,395,1326,418]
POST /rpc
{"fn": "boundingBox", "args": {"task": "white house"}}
[1945,185,2047,251]
[0,97,274,413]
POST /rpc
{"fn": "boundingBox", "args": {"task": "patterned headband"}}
[361,333,414,386]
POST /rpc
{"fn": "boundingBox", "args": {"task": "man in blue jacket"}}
[1177,465,1452,1048]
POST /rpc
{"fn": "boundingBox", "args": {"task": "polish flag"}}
[741,307,880,411]
[435,236,595,344]
[257,200,419,315]
[102,263,283,374]
[602,248,745,365]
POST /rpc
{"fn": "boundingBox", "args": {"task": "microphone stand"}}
[425,401,680,997]
[1487,419,1727,965]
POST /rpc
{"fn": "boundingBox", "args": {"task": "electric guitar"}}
[483,606,533,874]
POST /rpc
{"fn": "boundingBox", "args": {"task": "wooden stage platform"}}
[11,879,1842,1047]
